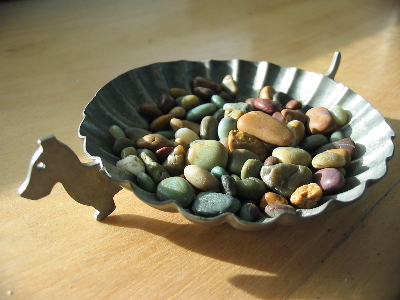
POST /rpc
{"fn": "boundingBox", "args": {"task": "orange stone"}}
[237,111,294,146]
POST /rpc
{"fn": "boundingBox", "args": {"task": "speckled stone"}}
[192,192,241,217]
[116,155,145,175]
[221,175,236,196]
[228,130,268,161]
[136,134,173,151]
[186,140,229,171]
[260,163,313,197]
[237,111,294,146]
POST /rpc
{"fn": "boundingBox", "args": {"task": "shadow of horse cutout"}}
[19,135,122,221]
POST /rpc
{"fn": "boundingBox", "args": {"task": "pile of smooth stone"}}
[110,75,355,221]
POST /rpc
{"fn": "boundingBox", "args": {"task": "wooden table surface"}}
[1,0,399,299]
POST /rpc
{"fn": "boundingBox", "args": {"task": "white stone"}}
[116,155,145,175]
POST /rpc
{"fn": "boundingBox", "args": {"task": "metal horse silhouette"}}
[19,135,122,221]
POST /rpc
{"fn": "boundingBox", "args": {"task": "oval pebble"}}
[200,116,218,140]
[300,134,329,152]
[186,103,218,122]
[330,105,348,126]
[169,88,189,99]
[312,152,346,169]
[179,95,200,111]
[136,171,156,193]
[136,134,173,151]
[265,204,296,218]
[210,94,226,109]
[313,168,345,194]
[253,98,282,115]
[218,117,237,139]
[236,177,267,201]
[109,125,126,139]
[175,127,199,144]
[140,152,170,184]
[113,137,136,156]
[156,177,195,207]
[237,111,294,146]
[330,130,345,142]
[184,165,220,192]
[272,147,312,166]
[170,118,200,135]
[192,192,241,217]
[150,113,174,132]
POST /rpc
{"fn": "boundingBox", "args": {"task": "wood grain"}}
[1,0,399,299]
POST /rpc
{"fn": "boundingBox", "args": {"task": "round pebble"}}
[330,130,345,142]
[186,140,229,171]
[121,146,137,158]
[313,168,345,194]
[192,192,241,217]
[306,106,337,134]
[156,177,195,207]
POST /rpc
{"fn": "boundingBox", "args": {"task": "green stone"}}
[140,152,170,184]
[186,103,218,122]
[272,147,312,166]
[330,130,344,142]
[210,95,226,109]
[200,116,219,140]
[240,159,263,179]
[186,140,229,171]
[121,147,137,158]
[217,117,237,139]
[136,172,156,193]
[113,137,136,156]
[236,177,267,200]
[109,125,125,140]
[156,177,194,207]
[154,130,176,139]
[192,192,241,217]
[210,166,229,179]
[213,108,225,122]
[330,105,348,126]
[228,149,259,175]
[300,134,329,152]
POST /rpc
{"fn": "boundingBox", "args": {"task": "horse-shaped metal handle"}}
[18,135,122,221]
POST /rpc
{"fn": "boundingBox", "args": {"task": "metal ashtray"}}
[19,52,395,230]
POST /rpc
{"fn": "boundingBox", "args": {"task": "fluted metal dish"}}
[75,52,395,230]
